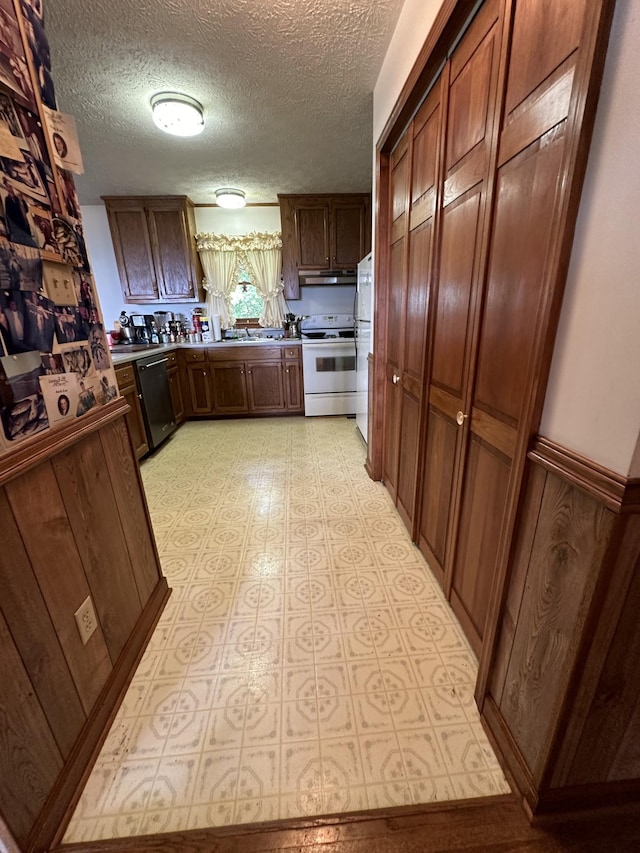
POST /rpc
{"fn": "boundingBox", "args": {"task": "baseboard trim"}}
[481,695,539,813]
[29,578,170,853]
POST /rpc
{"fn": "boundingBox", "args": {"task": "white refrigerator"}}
[355,252,373,444]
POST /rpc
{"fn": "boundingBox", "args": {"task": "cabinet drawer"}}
[283,346,301,360]
[166,350,178,368]
[184,349,206,362]
[115,363,135,390]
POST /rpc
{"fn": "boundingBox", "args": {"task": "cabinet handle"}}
[248,370,252,374]
[203,371,207,377]
[138,393,143,400]
[240,370,244,375]
[392,374,399,384]
[456,411,468,426]
[286,368,289,373]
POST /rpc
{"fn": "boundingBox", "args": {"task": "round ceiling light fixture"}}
[215,188,246,209]
[150,92,204,137]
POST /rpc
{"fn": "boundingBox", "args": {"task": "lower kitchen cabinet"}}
[186,361,213,414]
[166,350,185,424]
[114,362,149,459]
[283,346,303,411]
[246,361,285,412]
[210,361,248,414]
[180,344,303,418]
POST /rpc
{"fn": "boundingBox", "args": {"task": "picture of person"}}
[76,379,96,416]
[0,91,23,139]
[61,345,93,378]
[21,0,56,109]
[100,374,117,403]
[3,151,46,200]
[52,215,85,267]
[0,289,29,353]
[0,244,42,291]
[1,392,48,441]
[88,322,109,370]
[24,289,54,351]
[40,352,64,374]
[53,305,81,344]
[52,131,67,159]
[57,393,69,416]
[2,178,37,246]
[30,208,57,253]
[57,169,80,219]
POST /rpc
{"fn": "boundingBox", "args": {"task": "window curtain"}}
[196,234,241,328]
[241,233,287,328]
[196,231,286,328]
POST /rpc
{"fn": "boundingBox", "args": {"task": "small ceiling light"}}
[215,188,246,209]
[150,92,204,137]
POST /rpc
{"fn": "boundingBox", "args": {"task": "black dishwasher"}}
[135,353,177,451]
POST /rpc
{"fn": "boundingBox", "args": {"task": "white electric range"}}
[300,314,356,417]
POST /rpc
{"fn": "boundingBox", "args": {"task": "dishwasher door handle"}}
[140,358,169,369]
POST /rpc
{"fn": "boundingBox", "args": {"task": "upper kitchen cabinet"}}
[279,193,371,299]
[103,196,203,304]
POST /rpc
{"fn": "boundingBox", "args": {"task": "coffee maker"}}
[130,314,158,344]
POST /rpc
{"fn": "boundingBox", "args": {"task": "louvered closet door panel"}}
[418,0,503,588]
[450,0,590,655]
[395,82,442,531]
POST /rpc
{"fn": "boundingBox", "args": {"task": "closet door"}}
[450,0,597,654]
[395,83,443,531]
[418,0,504,588]
[382,132,410,501]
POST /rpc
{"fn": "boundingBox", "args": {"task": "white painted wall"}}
[82,202,354,330]
[374,0,640,477]
[539,1,640,477]
[373,0,444,145]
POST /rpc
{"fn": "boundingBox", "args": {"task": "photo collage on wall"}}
[0,0,116,451]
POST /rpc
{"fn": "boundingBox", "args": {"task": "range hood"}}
[299,269,357,286]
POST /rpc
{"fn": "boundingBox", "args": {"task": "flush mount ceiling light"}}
[215,188,246,209]
[150,92,204,137]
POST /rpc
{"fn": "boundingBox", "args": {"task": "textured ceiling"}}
[45,0,405,204]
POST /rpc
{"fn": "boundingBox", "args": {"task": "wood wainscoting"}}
[0,400,169,853]
[481,437,640,816]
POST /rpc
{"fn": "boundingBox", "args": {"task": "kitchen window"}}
[230,268,264,324]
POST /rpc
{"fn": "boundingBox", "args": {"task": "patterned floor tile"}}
[64,418,509,843]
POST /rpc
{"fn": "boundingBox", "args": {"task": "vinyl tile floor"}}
[63,417,510,843]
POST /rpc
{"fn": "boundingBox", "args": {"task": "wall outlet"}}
[74,595,98,645]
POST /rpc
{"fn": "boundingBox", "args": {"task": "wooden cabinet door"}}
[186,363,213,414]
[247,361,285,412]
[449,0,592,655]
[395,81,442,534]
[418,0,503,600]
[284,360,303,411]
[121,384,149,459]
[168,367,184,424]
[210,362,248,414]
[105,202,158,302]
[147,205,197,301]
[295,204,330,268]
[331,202,367,268]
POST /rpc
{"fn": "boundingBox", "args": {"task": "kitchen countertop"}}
[109,338,302,366]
